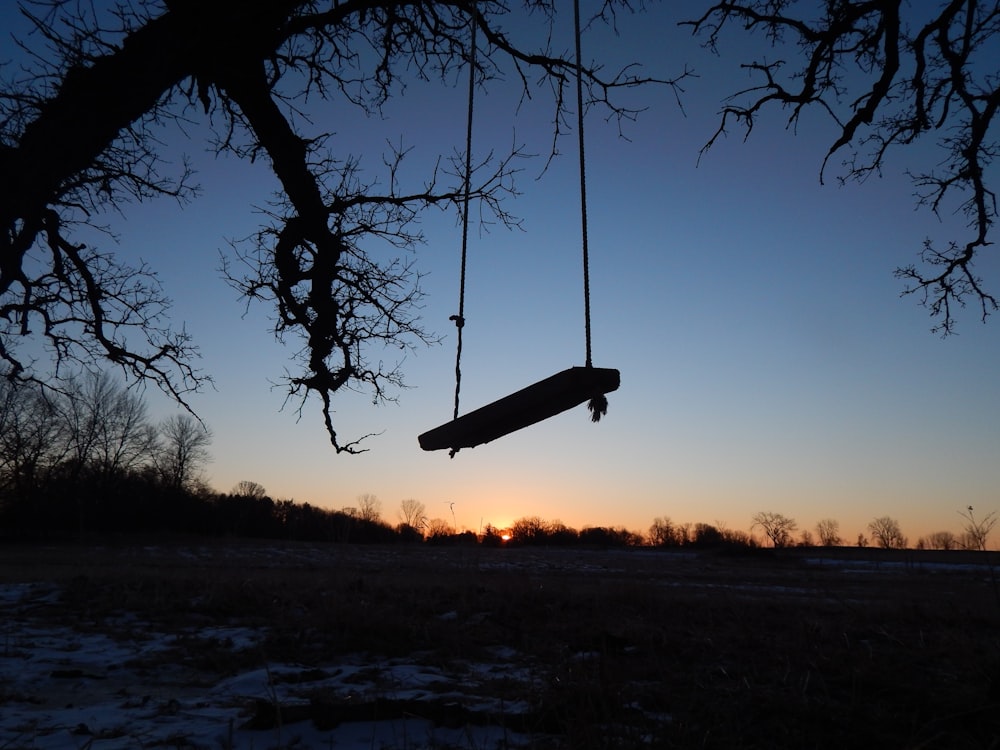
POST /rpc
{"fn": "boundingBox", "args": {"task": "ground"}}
[1,541,999,748]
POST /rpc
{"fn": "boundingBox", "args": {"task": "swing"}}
[418,0,619,455]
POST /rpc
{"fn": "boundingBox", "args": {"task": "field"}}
[2,541,999,749]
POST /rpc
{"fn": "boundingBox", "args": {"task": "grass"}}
[2,541,999,748]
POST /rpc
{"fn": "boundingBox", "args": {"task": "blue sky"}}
[4,2,998,543]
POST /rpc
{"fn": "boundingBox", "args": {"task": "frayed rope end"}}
[588,394,608,423]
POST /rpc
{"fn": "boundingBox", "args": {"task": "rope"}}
[452,2,477,425]
[574,0,593,370]
[575,0,608,422]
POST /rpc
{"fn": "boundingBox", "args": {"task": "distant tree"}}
[511,516,549,545]
[547,521,580,546]
[816,518,842,547]
[857,533,869,548]
[424,517,454,540]
[648,516,683,547]
[356,493,382,524]
[480,524,505,547]
[958,506,997,551]
[622,527,644,546]
[678,522,693,545]
[685,3,1000,334]
[580,526,638,547]
[398,498,427,529]
[0,379,62,498]
[395,522,424,543]
[690,522,724,547]
[60,371,157,481]
[720,528,757,549]
[798,529,815,547]
[232,480,267,500]
[751,511,798,548]
[868,516,908,549]
[155,414,212,490]
[959,506,1000,608]
[926,530,959,551]
[215,487,277,538]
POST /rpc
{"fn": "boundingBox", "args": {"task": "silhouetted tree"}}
[1,1,679,451]
[232,480,267,500]
[685,2,1000,334]
[690,522,724,548]
[424,517,455,542]
[815,518,842,547]
[0,378,62,501]
[580,525,641,547]
[398,498,426,529]
[356,493,382,524]
[43,371,159,532]
[720,528,757,550]
[60,371,157,482]
[214,491,277,538]
[547,521,580,546]
[751,511,797,548]
[648,516,684,547]
[925,530,958,551]
[396,522,424,544]
[510,516,549,546]
[959,506,997,551]
[480,524,505,547]
[155,414,212,490]
[868,516,907,549]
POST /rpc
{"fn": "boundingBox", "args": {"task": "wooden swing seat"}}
[418,366,620,452]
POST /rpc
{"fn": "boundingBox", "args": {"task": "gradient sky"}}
[4,2,998,544]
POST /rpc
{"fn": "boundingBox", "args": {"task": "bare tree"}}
[648,516,682,547]
[0,378,62,497]
[751,511,797,548]
[815,518,842,547]
[685,3,1000,334]
[1,1,681,452]
[868,516,908,549]
[958,506,997,551]
[511,516,550,544]
[926,530,958,551]
[425,517,454,539]
[958,506,1000,609]
[155,414,212,490]
[398,498,426,529]
[356,493,382,524]
[691,522,724,547]
[232,480,267,500]
[58,371,157,481]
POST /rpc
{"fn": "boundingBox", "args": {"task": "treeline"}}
[0,372,756,548]
[2,374,995,550]
[0,372,211,539]
[0,375,418,542]
[492,516,757,550]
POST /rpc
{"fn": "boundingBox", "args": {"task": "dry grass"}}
[2,541,999,748]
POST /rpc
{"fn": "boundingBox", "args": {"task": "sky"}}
[3,2,999,544]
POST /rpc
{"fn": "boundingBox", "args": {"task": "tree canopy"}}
[3,1,998,454]
[685,1,999,335]
[0,0,676,451]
